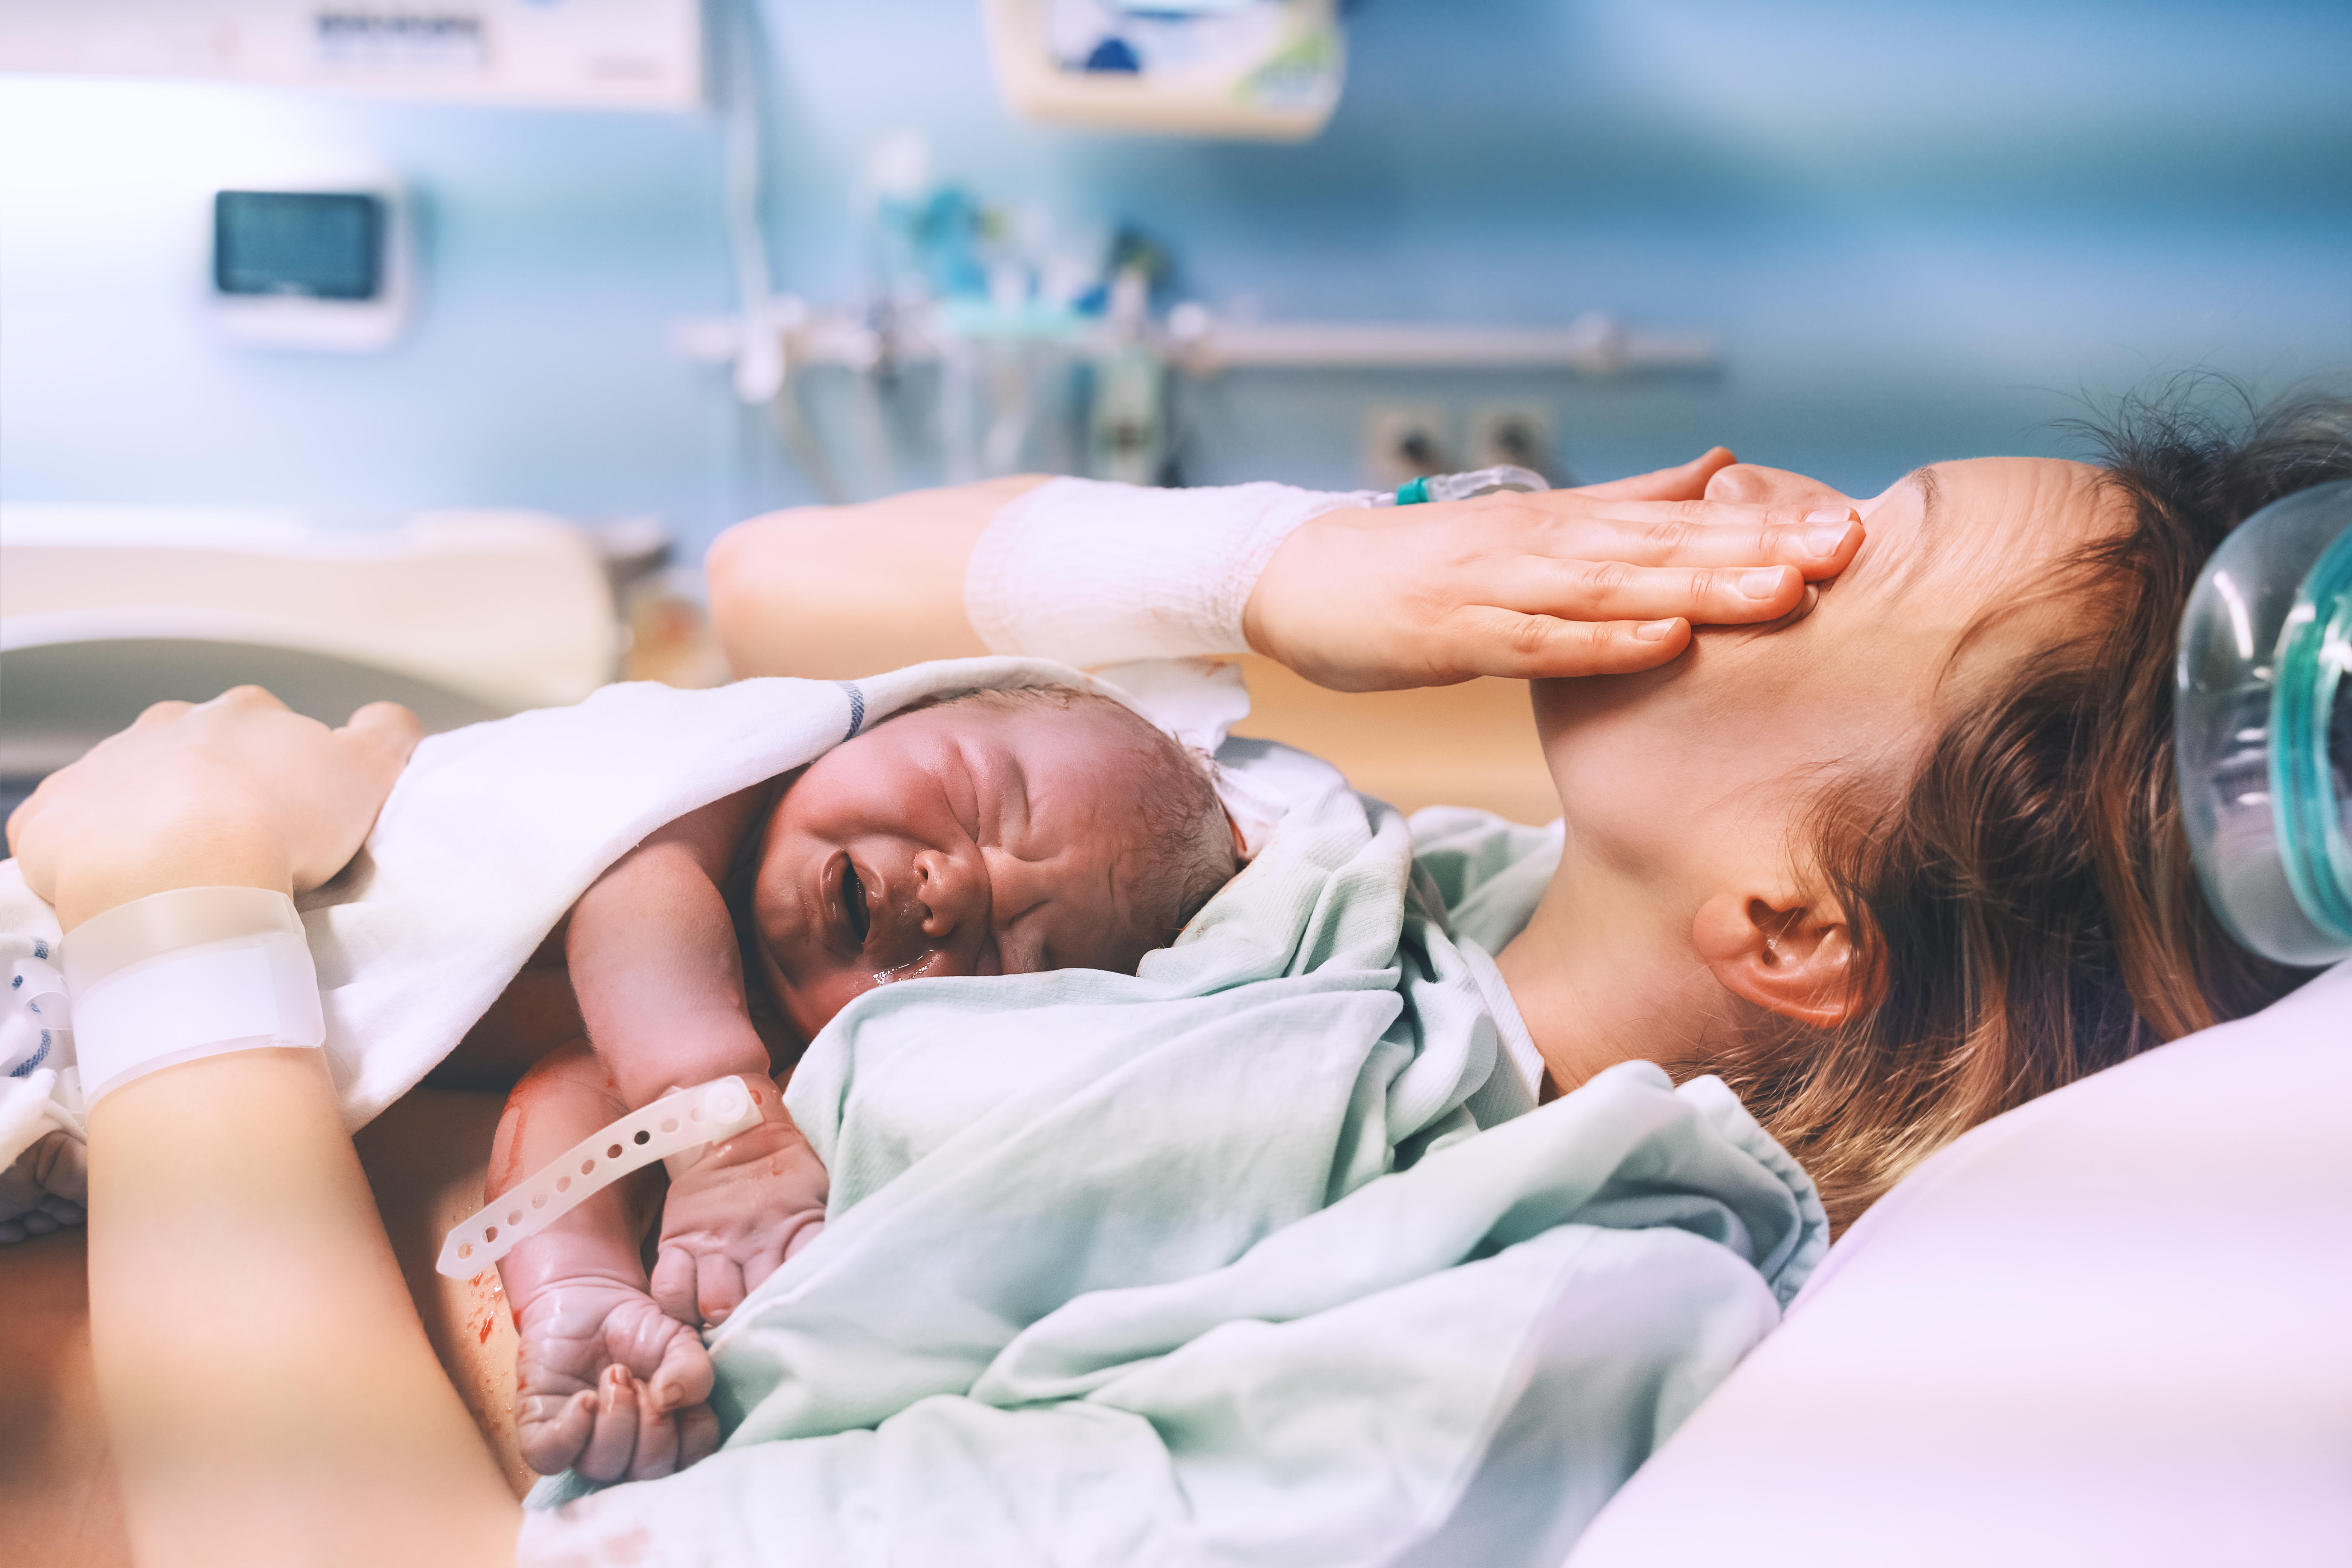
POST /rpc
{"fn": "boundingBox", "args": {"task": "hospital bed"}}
[0,505,669,818]
[1563,957,2351,1566]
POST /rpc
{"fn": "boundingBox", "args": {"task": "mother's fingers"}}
[209,683,293,714]
[1570,447,1738,502]
[1424,606,1692,682]
[1514,499,1864,574]
[334,700,425,804]
[341,699,423,757]
[1472,557,1812,626]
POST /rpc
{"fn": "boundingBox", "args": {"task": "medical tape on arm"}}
[434,1077,763,1279]
[965,476,1381,664]
[62,886,325,1107]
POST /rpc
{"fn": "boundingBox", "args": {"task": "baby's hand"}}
[511,1269,719,1482]
[650,1076,829,1329]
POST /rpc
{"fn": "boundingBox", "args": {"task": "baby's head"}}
[742,684,1238,1039]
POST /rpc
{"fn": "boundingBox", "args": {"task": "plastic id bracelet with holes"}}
[436,1077,762,1279]
[62,886,325,1106]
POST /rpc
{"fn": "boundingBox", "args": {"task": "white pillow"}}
[1564,959,2352,1568]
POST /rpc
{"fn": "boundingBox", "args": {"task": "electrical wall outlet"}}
[1467,404,1556,479]
[1364,404,1453,489]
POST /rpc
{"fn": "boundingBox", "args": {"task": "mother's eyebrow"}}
[1886,463,1947,594]
[1914,464,1944,534]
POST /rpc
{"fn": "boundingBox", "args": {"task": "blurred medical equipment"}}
[680,289,1720,498]
[2176,479,2351,965]
[0,505,634,813]
[983,0,1344,141]
[681,75,1724,501]
[204,147,415,353]
[0,0,703,112]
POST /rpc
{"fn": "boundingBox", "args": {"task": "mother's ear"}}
[1691,887,1876,1029]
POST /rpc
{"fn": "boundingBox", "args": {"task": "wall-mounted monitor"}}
[207,168,412,353]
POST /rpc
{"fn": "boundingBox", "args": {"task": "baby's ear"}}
[1690,888,1877,1029]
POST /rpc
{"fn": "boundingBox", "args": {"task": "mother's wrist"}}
[53,847,293,932]
[65,885,324,1107]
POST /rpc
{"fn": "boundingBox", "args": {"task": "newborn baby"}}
[477,685,1238,1483]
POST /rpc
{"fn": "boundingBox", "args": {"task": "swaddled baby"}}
[464,685,1238,1483]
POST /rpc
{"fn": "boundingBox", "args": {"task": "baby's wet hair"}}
[894,683,1239,948]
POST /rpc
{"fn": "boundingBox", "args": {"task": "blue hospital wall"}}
[2,0,2347,558]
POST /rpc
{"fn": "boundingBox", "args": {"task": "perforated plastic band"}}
[62,887,324,1106]
[436,1077,763,1279]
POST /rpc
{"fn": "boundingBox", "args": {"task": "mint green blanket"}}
[521,740,1825,1567]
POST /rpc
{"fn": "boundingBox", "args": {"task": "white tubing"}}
[436,1077,764,1279]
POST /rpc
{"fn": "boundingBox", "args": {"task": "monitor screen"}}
[213,191,384,301]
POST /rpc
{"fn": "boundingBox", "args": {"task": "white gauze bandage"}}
[965,476,1380,665]
[63,886,325,1106]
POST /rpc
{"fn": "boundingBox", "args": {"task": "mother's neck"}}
[1493,846,1737,1095]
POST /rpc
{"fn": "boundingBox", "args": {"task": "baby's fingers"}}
[517,1387,598,1477]
[646,1322,715,1414]
[626,1378,683,1482]
[650,1243,699,1324]
[697,1253,750,1328]
[576,1365,646,1483]
[676,1403,721,1471]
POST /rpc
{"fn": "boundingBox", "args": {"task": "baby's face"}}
[746,698,1170,1041]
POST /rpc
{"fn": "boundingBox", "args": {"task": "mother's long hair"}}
[1707,383,2350,1231]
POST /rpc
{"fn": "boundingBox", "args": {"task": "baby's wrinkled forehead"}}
[827,686,1180,823]
[897,686,1166,764]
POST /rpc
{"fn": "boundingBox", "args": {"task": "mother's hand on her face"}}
[1242,448,1862,691]
[4,685,422,929]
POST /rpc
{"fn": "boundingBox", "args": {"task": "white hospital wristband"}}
[965,476,1379,665]
[62,886,324,1106]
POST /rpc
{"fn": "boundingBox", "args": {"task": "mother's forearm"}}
[8,692,516,1563]
[88,1047,521,1568]
[706,475,1048,679]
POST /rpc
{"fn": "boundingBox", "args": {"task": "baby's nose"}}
[910,847,986,940]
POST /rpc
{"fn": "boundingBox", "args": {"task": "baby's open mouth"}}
[823,849,872,944]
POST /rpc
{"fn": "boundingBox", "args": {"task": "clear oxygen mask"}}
[2176,479,2352,966]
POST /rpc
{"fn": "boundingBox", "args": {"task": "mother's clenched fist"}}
[6,686,421,929]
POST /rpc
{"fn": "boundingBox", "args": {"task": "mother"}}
[709,391,2345,1226]
[9,387,2344,1567]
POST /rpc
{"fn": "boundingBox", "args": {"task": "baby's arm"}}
[565,785,774,1107]
[492,1042,718,1483]
[567,785,830,1330]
